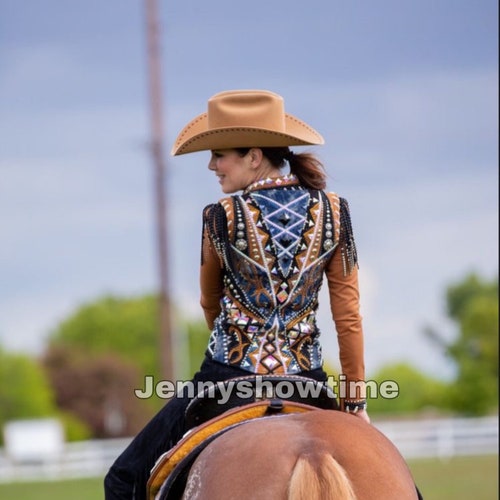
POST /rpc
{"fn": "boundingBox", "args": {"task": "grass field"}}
[0,454,497,499]
[409,454,498,500]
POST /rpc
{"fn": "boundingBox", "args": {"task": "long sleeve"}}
[325,249,365,384]
[199,206,224,329]
[325,195,365,402]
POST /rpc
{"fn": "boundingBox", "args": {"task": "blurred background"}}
[0,0,498,498]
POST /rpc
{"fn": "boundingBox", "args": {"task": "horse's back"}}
[183,410,418,500]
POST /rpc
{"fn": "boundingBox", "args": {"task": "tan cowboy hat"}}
[171,89,324,155]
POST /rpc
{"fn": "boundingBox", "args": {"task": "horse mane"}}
[287,450,357,500]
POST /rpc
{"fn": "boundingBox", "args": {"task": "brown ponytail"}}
[286,151,326,190]
[235,147,327,190]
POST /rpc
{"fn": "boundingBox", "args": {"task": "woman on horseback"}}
[104,89,369,499]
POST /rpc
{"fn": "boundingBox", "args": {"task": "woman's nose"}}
[208,157,216,171]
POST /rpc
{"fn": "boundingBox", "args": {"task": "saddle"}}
[185,374,338,429]
[147,375,338,500]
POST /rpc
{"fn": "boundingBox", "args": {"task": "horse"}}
[158,408,420,499]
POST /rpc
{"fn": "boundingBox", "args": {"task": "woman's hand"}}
[354,409,371,423]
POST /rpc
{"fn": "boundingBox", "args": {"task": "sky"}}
[1,0,498,380]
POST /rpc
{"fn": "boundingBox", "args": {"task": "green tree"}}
[48,294,162,378]
[0,348,56,444]
[426,272,499,415]
[367,362,449,416]
[179,317,211,378]
[48,294,212,381]
[45,294,213,436]
[0,347,93,443]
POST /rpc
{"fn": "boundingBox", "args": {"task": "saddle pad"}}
[147,399,316,500]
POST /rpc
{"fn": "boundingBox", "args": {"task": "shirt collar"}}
[243,173,300,194]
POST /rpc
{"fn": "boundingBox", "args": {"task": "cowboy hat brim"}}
[171,112,324,156]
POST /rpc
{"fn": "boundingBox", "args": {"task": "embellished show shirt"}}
[200,175,365,383]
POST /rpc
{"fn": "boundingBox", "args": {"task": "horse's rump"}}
[178,410,419,499]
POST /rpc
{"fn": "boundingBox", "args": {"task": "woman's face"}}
[208,149,254,193]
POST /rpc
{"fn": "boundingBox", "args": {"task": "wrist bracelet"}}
[344,400,367,413]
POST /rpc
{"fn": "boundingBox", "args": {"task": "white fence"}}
[0,437,132,483]
[0,415,497,483]
[375,415,498,459]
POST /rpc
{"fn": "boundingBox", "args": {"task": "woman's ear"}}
[248,148,263,168]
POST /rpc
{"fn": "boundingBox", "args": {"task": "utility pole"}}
[144,0,175,383]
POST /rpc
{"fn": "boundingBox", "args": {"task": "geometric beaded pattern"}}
[204,176,356,375]
[250,189,309,277]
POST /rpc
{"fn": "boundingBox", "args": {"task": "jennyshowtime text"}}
[134,375,399,404]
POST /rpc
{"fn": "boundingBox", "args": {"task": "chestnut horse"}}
[173,409,419,500]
